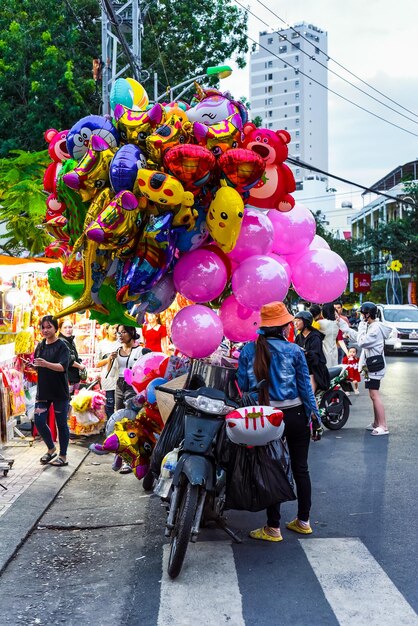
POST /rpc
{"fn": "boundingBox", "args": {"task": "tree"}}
[0,150,52,255]
[363,181,418,280]
[0,0,248,156]
[0,0,100,157]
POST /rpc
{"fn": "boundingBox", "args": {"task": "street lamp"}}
[153,65,233,103]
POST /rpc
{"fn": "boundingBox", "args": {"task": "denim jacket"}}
[237,336,320,421]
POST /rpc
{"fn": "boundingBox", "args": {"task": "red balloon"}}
[218,148,265,194]
[163,144,216,195]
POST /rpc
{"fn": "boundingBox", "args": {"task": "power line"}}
[252,0,418,121]
[233,0,418,127]
[287,156,416,207]
[245,31,418,139]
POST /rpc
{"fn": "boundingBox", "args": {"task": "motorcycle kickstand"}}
[216,517,242,544]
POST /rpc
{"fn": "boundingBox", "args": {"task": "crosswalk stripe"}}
[301,538,418,625]
[158,542,245,626]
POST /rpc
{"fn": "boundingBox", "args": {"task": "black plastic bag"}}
[150,402,185,476]
[225,438,296,512]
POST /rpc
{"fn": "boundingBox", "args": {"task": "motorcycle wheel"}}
[167,481,199,579]
[320,392,350,430]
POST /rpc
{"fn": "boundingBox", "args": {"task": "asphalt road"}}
[1,354,417,626]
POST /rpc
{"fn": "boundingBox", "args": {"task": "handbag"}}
[365,354,385,373]
[79,367,88,381]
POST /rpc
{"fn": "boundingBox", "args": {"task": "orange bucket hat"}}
[260,302,294,327]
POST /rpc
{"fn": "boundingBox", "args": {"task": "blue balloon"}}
[146,377,168,404]
[110,144,147,192]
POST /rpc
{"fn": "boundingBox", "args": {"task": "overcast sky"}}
[221,0,418,209]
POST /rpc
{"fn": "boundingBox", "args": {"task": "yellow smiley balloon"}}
[206,182,244,253]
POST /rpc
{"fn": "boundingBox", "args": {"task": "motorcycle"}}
[316,365,353,430]
[154,381,241,579]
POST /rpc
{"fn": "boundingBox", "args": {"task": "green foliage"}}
[142,0,248,99]
[0,0,100,157]
[0,150,53,255]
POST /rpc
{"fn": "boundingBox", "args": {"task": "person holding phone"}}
[95,324,119,421]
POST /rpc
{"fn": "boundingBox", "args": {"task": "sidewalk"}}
[0,436,91,574]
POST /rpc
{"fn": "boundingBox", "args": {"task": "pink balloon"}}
[173,248,228,303]
[267,252,292,282]
[227,208,274,263]
[232,255,290,310]
[171,305,224,358]
[268,204,316,255]
[219,295,261,342]
[310,235,330,250]
[291,248,348,303]
[124,352,167,392]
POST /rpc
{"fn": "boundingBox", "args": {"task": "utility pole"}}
[101,0,147,115]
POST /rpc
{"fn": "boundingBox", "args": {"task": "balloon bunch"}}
[40,74,348,354]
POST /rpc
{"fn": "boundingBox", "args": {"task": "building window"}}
[279,35,287,41]
[268,60,273,68]
[267,85,273,93]
[291,32,300,39]
[268,37,273,44]
[284,89,287,93]
[279,45,287,53]
[265,73,273,80]
[284,101,287,105]
[315,47,320,54]
[294,42,300,49]
[284,77,287,81]
[296,143,300,149]
[296,169,300,175]
[268,122,273,128]
[295,80,299,86]
[295,130,300,136]
[284,64,287,68]
[295,106,299,112]
[268,110,273,118]
[296,118,299,124]
[284,114,287,118]
[295,55,299,62]
[295,93,299,99]
[267,97,273,105]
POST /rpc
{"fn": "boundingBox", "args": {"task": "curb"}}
[0,445,90,575]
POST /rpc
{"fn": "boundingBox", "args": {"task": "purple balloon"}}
[310,235,330,250]
[110,144,147,192]
[268,204,316,255]
[219,295,261,342]
[232,255,290,310]
[291,248,348,303]
[173,248,228,303]
[227,208,274,263]
[171,305,224,358]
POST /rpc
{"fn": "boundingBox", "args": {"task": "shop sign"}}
[350,272,371,293]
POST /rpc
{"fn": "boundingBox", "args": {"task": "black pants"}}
[266,405,311,527]
[105,390,115,420]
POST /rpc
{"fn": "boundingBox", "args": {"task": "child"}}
[342,347,361,394]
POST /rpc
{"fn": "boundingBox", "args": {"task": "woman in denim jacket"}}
[238,302,322,542]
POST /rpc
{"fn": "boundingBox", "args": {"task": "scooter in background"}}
[316,365,353,430]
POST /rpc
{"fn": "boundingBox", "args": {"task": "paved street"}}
[0,354,418,625]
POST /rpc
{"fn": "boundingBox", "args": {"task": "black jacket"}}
[295,328,330,391]
[58,333,81,385]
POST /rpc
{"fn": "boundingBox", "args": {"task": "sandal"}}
[249,527,283,542]
[40,451,56,465]
[286,518,313,535]
[49,457,68,466]
[371,427,389,436]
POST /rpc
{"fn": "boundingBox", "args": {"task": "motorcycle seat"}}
[328,366,343,379]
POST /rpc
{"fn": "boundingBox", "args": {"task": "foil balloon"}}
[146,115,193,167]
[187,83,248,126]
[291,248,349,304]
[110,77,149,111]
[132,273,177,324]
[218,148,265,194]
[113,103,165,147]
[163,144,216,195]
[63,135,115,202]
[176,204,209,253]
[86,190,142,249]
[227,207,274,263]
[66,115,119,161]
[206,182,244,254]
[124,352,167,393]
[146,377,168,405]
[116,212,176,302]
[219,295,261,342]
[232,255,290,311]
[110,144,147,192]
[268,204,316,256]
[171,305,224,358]
[193,113,242,157]
[173,248,228,303]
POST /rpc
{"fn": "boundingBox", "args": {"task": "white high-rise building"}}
[249,23,329,189]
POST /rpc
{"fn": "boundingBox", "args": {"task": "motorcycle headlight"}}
[184,395,233,416]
